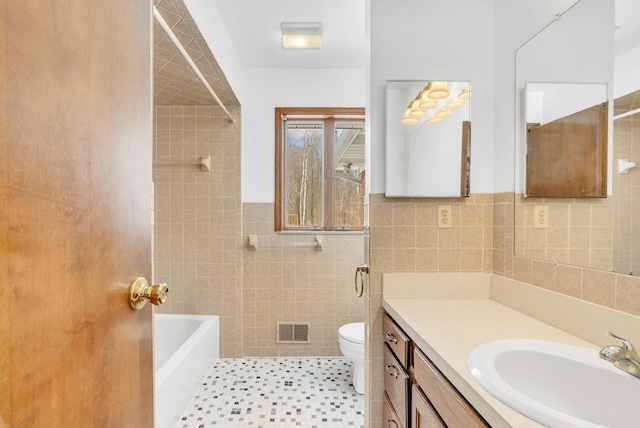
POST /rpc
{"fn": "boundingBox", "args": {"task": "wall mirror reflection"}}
[612,90,640,274]
[385,80,471,197]
[524,82,608,198]
[515,0,640,275]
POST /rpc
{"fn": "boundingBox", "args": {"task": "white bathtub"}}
[154,314,219,428]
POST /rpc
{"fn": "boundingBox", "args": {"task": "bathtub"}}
[154,314,219,428]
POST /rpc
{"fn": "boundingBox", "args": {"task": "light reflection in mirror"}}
[385,80,471,198]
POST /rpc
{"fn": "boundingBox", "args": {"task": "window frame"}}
[275,107,365,232]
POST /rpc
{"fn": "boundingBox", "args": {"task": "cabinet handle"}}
[387,418,399,428]
[385,332,398,344]
[386,363,399,379]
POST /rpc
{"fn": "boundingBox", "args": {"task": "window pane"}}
[285,122,324,228]
[333,122,365,229]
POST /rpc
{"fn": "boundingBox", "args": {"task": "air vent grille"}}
[277,322,310,343]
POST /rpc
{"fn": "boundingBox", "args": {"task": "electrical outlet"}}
[534,205,549,229]
[438,205,452,229]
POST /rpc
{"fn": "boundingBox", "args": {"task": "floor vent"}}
[277,322,310,343]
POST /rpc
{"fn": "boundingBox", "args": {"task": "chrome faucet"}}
[599,331,640,379]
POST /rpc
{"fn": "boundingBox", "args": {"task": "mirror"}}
[523,82,608,198]
[612,89,640,275]
[385,80,471,197]
[514,0,640,274]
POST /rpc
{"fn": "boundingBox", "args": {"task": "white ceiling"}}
[213,0,367,69]
[152,0,639,105]
[615,0,640,56]
[213,0,639,69]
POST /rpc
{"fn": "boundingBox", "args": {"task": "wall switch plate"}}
[534,205,549,229]
[438,205,452,228]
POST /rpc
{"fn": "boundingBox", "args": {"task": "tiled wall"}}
[152,107,365,357]
[366,193,494,428]
[153,105,242,357]
[613,110,640,275]
[514,195,614,271]
[366,191,640,428]
[242,203,366,357]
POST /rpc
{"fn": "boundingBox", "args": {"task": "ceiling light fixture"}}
[419,90,438,110]
[281,22,323,49]
[401,111,419,125]
[400,82,470,126]
[435,109,453,118]
[409,100,427,118]
[445,97,464,110]
[428,81,449,99]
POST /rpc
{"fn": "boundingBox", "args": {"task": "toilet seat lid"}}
[339,322,364,344]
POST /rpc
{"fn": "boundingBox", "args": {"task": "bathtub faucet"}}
[599,331,640,379]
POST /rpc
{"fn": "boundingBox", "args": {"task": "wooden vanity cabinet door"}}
[411,385,446,428]
[384,344,410,428]
[384,312,411,367]
[413,347,489,428]
[384,391,404,428]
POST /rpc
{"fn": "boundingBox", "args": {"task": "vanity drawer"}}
[413,347,489,428]
[384,312,411,368]
[411,384,445,428]
[384,344,410,428]
[384,391,404,428]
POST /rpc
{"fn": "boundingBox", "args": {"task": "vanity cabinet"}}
[383,313,411,428]
[412,347,488,427]
[384,312,490,428]
[411,385,445,428]
[384,382,406,428]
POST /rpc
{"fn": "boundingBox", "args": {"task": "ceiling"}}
[152,0,365,106]
[153,0,238,106]
[615,0,640,56]
[213,0,367,69]
[153,0,640,106]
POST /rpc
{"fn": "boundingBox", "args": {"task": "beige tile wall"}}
[366,193,494,428]
[613,111,640,275]
[153,105,242,357]
[514,195,614,271]
[507,249,640,316]
[152,106,366,358]
[242,203,366,357]
[366,190,640,428]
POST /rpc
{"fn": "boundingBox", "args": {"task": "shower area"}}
[152,0,366,361]
[152,0,243,359]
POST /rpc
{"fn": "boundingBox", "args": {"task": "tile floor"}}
[177,358,364,428]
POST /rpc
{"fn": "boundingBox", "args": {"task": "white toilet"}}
[338,322,365,394]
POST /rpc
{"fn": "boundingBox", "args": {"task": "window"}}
[275,107,365,231]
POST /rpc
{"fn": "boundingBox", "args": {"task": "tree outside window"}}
[275,108,365,231]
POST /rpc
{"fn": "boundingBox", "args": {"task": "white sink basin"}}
[467,339,640,428]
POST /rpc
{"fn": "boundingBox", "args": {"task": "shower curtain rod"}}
[153,6,236,123]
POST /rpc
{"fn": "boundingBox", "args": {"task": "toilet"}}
[338,322,365,394]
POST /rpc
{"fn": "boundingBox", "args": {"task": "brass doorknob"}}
[128,277,169,310]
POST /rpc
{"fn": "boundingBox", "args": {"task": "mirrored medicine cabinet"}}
[514,0,640,275]
[385,80,471,198]
[523,82,608,198]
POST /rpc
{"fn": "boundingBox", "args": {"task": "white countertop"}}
[379,272,640,428]
[383,297,600,427]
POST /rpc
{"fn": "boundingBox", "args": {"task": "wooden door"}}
[1,1,154,427]
[526,102,608,198]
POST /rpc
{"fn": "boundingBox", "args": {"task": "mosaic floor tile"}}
[177,358,364,428]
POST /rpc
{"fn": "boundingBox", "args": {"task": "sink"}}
[467,339,640,428]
